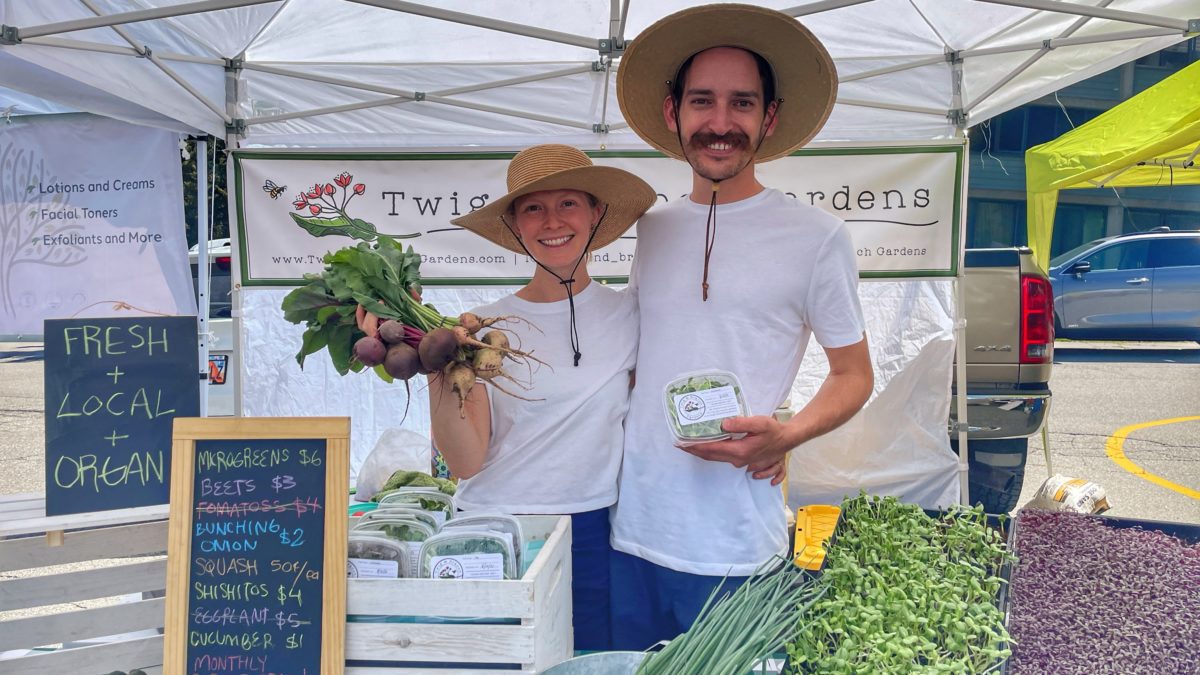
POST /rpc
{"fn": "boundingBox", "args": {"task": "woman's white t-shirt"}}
[453,282,638,514]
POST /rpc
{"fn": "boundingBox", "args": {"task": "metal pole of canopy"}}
[960,26,1181,59]
[23,36,226,64]
[244,64,596,127]
[348,0,599,51]
[423,93,594,130]
[196,138,210,418]
[976,0,1192,32]
[783,0,873,17]
[837,98,948,116]
[839,56,947,83]
[77,0,230,124]
[15,0,276,40]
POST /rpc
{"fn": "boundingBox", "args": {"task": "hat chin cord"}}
[501,205,608,367]
[671,98,782,301]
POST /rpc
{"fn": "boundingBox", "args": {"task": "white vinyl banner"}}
[235,145,962,285]
[0,114,194,336]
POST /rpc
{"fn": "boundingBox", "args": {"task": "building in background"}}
[967,37,1200,260]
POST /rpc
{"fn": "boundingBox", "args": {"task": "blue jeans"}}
[608,549,748,651]
[569,508,613,651]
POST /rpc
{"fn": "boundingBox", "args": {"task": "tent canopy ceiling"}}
[1,1,1197,148]
[1025,57,1200,269]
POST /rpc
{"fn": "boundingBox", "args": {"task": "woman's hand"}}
[355,304,380,338]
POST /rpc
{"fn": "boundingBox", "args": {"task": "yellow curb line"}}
[1105,416,1200,501]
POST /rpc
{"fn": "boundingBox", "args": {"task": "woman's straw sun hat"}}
[451,144,656,253]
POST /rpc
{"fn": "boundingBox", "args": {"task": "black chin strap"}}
[668,90,783,302]
[502,206,608,366]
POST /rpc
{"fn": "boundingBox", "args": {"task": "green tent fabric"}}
[1025,60,1200,271]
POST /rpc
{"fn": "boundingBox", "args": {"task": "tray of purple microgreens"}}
[1006,509,1200,674]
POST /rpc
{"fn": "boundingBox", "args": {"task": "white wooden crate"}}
[344,514,573,674]
[0,496,170,675]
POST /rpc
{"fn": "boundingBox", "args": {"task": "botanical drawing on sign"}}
[0,141,87,318]
[289,171,419,242]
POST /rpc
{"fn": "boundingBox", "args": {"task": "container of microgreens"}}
[663,370,749,445]
[785,494,1014,673]
[1006,509,1200,674]
[345,515,573,671]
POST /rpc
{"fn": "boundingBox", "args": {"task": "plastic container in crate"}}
[345,514,572,673]
[791,504,840,571]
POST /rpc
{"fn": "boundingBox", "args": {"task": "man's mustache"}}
[689,131,750,149]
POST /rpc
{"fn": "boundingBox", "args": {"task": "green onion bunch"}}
[637,559,826,675]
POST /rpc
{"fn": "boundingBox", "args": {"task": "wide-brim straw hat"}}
[451,144,657,254]
[617,4,837,163]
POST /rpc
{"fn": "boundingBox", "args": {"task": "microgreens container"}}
[442,513,526,572]
[662,369,749,445]
[377,487,456,524]
[348,534,410,578]
[419,530,517,580]
[361,505,441,532]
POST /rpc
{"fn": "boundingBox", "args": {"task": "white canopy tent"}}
[1,1,1195,148]
[3,0,1197,504]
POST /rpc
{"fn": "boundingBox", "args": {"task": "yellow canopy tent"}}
[1026,60,1200,271]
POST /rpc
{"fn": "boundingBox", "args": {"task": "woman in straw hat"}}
[607,4,872,648]
[432,144,654,650]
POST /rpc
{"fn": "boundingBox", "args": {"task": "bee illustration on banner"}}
[262,179,287,200]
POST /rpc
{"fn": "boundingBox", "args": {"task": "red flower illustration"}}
[334,172,353,188]
[309,204,321,215]
[324,183,335,195]
[293,194,308,210]
[353,183,366,195]
[307,184,322,199]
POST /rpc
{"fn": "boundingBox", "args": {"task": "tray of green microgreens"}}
[785,494,1014,674]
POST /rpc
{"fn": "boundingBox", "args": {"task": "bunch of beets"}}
[281,236,540,412]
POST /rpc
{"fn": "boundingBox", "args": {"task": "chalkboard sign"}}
[164,417,349,675]
[44,316,200,516]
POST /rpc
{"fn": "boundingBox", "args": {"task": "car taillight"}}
[215,255,231,271]
[1020,275,1054,363]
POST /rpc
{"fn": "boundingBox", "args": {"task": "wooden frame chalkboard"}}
[163,417,349,675]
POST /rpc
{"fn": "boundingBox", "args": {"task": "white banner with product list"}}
[234,145,962,285]
[0,113,195,336]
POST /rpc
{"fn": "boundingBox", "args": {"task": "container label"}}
[673,386,740,425]
[429,553,504,580]
[348,558,399,578]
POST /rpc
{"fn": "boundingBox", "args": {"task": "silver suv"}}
[1049,228,1200,342]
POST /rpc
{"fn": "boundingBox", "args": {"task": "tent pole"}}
[954,136,972,507]
[23,36,225,64]
[77,0,230,125]
[15,0,275,40]
[837,98,947,116]
[196,137,210,418]
[976,0,1191,32]
[840,56,947,83]
[961,26,1179,59]
[347,0,598,50]
[783,0,873,17]
[423,93,593,129]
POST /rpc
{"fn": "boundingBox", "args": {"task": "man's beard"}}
[683,131,755,183]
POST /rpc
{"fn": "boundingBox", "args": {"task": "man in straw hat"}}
[434,144,655,650]
[609,4,873,645]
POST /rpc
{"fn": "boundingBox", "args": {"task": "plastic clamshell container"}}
[792,504,842,571]
[378,488,456,523]
[348,534,410,578]
[442,513,526,572]
[354,517,436,542]
[419,530,517,580]
[662,369,750,445]
[361,505,441,531]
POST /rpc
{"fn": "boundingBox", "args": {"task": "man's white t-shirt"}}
[611,188,865,576]
[454,282,637,514]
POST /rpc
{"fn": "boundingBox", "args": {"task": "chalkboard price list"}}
[186,438,327,675]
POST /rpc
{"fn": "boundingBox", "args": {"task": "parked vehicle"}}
[1049,228,1200,342]
[953,247,1055,514]
[189,238,236,416]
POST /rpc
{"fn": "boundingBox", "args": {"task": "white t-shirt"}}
[611,188,865,576]
[453,282,638,514]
